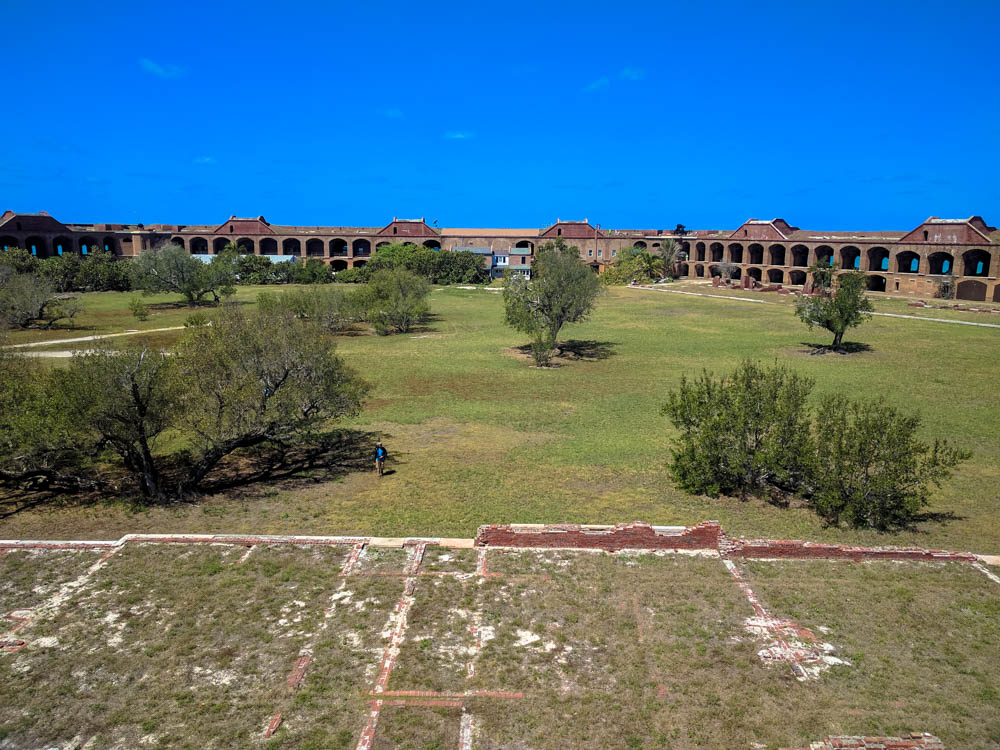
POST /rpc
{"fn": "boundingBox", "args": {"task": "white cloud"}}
[139,58,184,79]
[584,76,610,92]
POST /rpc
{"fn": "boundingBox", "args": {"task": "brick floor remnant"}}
[475,520,723,551]
[723,559,849,681]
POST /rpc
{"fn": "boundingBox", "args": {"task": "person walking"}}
[374,440,387,478]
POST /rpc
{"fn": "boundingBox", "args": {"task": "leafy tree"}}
[0,247,39,275]
[76,251,133,291]
[503,238,602,366]
[810,394,971,529]
[795,270,873,349]
[133,243,235,304]
[602,247,663,285]
[434,250,489,285]
[367,268,431,334]
[717,261,738,281]
[37,254,83,292]
[368,243,438,280]
[656,238,682,276]
[661,361,814,500]
[0,273,78,329]
[236,253,276,285]
[333,266,370,284]
[62,346,180,500]
[674,223,688,236]
[295,258,334,284]
[173,305,368,491]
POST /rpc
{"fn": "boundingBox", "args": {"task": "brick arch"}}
[791,245,809,267]
[767,268,783,283]
[839,245,860,270]
[768,244,785,266]
[896,250,920,274]
[956,279,987,301]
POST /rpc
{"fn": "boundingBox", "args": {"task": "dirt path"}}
[4,326,186,349]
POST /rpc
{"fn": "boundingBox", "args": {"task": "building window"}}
[923,230,929,241]
[230,225,234,233]
[393,227,398,235]
[598,249,603,257]
[588,249,593,257]
[612,250,617,257]
[557,228,562,236]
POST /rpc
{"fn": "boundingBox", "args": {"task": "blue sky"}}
[3,0,998,230]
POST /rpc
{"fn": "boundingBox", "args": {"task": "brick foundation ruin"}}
[781,734,944,749]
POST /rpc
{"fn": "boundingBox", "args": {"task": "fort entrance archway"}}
[956,280,987,301]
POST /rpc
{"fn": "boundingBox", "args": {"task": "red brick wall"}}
[474,521,722,552]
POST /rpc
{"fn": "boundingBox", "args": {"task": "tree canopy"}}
[503,238,602,366]
[795,270,874,349]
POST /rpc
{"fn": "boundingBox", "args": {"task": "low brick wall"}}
[780,734,944,749]
[724,537,976,563]
[474,521,722,552]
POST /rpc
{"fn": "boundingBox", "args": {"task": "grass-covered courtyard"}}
[1,284,998,554]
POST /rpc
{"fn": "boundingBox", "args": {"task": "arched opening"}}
[353,259,368,268]
[815,245,834,267]
[171,236,185,248]
[695,242,706,261]
[102,236,117,255]
[866,275,887,292]
[25,236,45,256]
[237,237,254,254]
[956,280,987,301]
[789,270,807,285]
[331,260,348,271]
[768,244,786,266]
[927,252,953,275]
[767,268,783,283]
[283,238,301,256]
[375,242,390,251]
[708,265,720,278]
[260,238,278,255]
[867,247,889,272]
[306,238,324,257]
[709,243,723,262]
[53,236,71,255]
[79,236,96,255]
[896,251,920,274]
[695,264,705,277]
[727,243,743,263]
[730,267,742,280]
[423,239,441,250]
[330,239,348,256]
[213,237,230,254]
[748,244,764,265]
[677,263,689,277]
[994,286,1000,303]
[747,267,762,282]
[840,246,861,270]
[633,240,647,250]
[189,237,208,254]
[791,245,809,267]
[515,240,534,252]
[962,249,990,277]
[0,235,17,251]
[353,238,371,256]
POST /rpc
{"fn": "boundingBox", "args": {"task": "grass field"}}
[1,542,997,749]
[2,284,999,555]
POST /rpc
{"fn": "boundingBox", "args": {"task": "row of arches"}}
[689,241,991,276]
[0,235,119,257]
[171,236,447,257]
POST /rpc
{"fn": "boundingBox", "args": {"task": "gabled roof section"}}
[898,216,995,244]
[0,210,72,233]
[377,218,440,237]
[539,219,604,239]
[728,218,798,241]
[213,216,275,235]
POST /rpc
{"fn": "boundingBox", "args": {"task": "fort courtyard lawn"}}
[1,285,998,555]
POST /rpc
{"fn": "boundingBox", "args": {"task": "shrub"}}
[661,361,814,500]
[366,268,431,334]
[333,266,369,284]
[129,296,150,322]
[183,311,209,327]
[810,395,971,529]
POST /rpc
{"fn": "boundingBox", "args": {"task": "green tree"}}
[236,253,276,285]
[661,361,815,500]
[795,270,874,349]
[367,268,431,334]
[174,305,368,491]
[602,247,664,285]
[76,251,133,291]
[503,238,602,366]
[810,395,971,529]
[434,250,489,284]
[37,254,83,292]
[0,273,77,329]
[656,238,682,277]
[63,346,180,500]
[0,247,39,275]
[133,243,234,304]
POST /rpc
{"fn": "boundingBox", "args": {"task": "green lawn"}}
[2,285,999,554]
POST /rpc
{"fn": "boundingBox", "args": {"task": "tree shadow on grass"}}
[0,429,387,518]
[511,340,619,363]
[801,341,873,356]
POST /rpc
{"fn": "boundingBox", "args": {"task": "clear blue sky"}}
[3,0,998,230]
